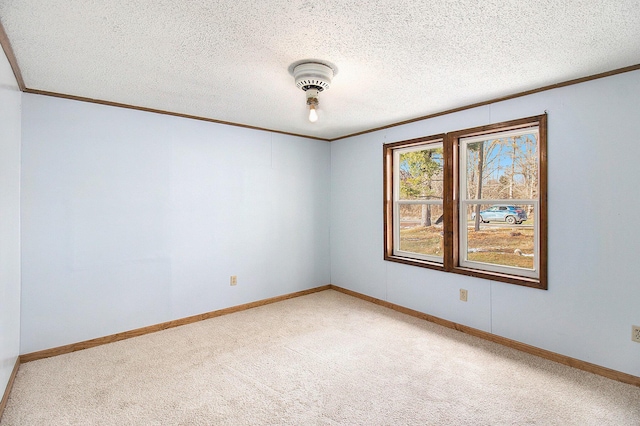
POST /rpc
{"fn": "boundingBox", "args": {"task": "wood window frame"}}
[384,135,447,272]
[383,114,547,289]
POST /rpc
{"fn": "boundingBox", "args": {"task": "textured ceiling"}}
[1,1,639,140]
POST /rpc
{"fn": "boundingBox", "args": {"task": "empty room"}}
[1,1,639,424]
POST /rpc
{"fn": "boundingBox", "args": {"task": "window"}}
[384,135,448,272]
[384,115,547,289]
[390,137,445,263]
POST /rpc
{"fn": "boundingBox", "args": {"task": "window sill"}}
[451,266,546,289]
[383,255,546,289]
[384,254,444,272]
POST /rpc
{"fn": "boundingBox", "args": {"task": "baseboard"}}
[0,357,20,421]
[20,285,331,363]
[329,285,640,388]
[18,283,639,388]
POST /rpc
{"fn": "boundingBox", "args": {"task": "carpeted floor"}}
[2,290,639,425]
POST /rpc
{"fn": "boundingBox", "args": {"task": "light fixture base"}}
[288,60,337,92]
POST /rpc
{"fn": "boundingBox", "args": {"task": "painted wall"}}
[0,50,21,392]
[331,70,640,377]
[16,65,640,378]
[20,94,331,354]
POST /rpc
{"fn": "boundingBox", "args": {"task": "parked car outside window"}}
[471,205,527,224]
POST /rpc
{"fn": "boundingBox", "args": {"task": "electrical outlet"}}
[632,325,640,343]
[460,289,468,302]
[230,275,237,286]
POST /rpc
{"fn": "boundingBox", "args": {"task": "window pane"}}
[399,147,444,201]
[398,203,444,258]
[464,204,535,270]
[465,133,538,201]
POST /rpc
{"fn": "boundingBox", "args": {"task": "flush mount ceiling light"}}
[288,60,337,123]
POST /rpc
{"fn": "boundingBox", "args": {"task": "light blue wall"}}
[0,49,21,393]
[14,65,640,379]
[330,70,640,377]
[20,94,331,354]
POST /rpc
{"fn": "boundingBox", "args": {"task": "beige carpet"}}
[2,290,639,425]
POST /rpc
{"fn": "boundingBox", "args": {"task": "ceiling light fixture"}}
[289,60,337,123]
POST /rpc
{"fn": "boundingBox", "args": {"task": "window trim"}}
[384,135,447,272]
[383,114,547,290]
[392,141,445,263]
[457,127,540,279]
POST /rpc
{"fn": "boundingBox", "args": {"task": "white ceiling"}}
[1,1,639,140]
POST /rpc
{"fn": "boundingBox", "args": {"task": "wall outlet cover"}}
[632,325,640,343]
